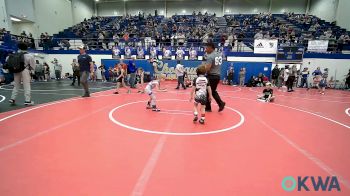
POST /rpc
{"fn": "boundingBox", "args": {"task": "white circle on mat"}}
[109,99,245,136]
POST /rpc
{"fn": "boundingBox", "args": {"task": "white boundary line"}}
[0,86,115,92]
[248,87,350,99]
[346,108,350,117]
[220,95,350,130]
[131,135,167,196]
[158,111,193,116]
[249,88,350,104]
[0,91,115,123]
[1,90,348,131]
[160,109,192,113]
[109,99,245,136]
[0,95,5,103]
[0,103,116,152]
[252,114,350,189]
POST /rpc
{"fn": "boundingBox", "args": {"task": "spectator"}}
[227,64,234,85]
[7,42,35,105]
[319,68,328,94]
[254,30,263,39]
[271,65,280,86]
[345,69,350,89]
[98,64,107,82]
[239,67,246,86]
[128,58,137,88]
[277,68,285,89]
[71,59,80,86]
[299,67,310,89]
[312,67,322,89]
[175,60,186,89]
[52,58,62,80]
[286,65,297,92]
[237,32,245,52]
[34,60,44,81]
[91,61,97,82]
[43,62,50,81]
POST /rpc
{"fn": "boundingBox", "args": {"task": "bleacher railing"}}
[0,32,344,54]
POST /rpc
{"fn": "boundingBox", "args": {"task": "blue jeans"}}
[300,78,308,88]
[176,75,185,89]
[129,73,136,88]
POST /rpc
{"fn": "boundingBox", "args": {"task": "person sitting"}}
[262,74,269,86]
[257,82,275,102]
[328,76,335,89]
[247,76,258,87]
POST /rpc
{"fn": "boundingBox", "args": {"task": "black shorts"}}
[117,76,123,83]
[194,94,207,105]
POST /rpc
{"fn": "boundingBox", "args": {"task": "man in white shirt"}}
[175,60,186,89]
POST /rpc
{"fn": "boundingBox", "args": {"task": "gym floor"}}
[0,81,349,196]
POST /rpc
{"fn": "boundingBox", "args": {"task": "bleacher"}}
[1,13,350,53]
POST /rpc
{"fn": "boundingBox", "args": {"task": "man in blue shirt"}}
[299,67,310,89]
[77,45,94,97]
[128,58,137,88]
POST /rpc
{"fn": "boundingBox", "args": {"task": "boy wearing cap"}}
[77,45,94,97]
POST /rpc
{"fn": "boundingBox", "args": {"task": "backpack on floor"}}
[3,52,27,73]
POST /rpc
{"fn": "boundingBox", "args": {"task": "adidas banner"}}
[307,40,329,53]
[254,39,278,54]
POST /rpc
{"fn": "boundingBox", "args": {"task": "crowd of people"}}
[221,62,350,95]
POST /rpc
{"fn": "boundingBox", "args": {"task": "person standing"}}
[239,67,246,86]
[128,58,137,88]
[77,45,94,97]
[43,62,50,81]
[91,61,97,82]
[175,60,186,89]
[204,43,225,112]
[71,59,80,86]
[52,58,62,80]
[287,65,297,92]
[346,69,350,89]
[34,60,44,81]
[299,67,309,89]
[7,42,35,105]
[227,64,234,85]
[98,63,107,82]
[271,65,280,87]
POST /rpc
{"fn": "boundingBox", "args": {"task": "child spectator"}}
[319,68,328,95]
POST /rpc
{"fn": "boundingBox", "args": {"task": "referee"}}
[77,45,94,97]
[204,43,225,112]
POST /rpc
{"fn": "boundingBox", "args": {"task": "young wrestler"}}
[257,82,275,102]
[145,75,167,111]
[190,65,213,124]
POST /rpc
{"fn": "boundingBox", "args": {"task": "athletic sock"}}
[201,114,205,120]
[194,112,198,116]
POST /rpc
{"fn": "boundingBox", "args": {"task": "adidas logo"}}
[256,43,264,48]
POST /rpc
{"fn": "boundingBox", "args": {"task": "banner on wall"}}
[307,40,329,53]
[100,59,272,84]
[254,39,278,54]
